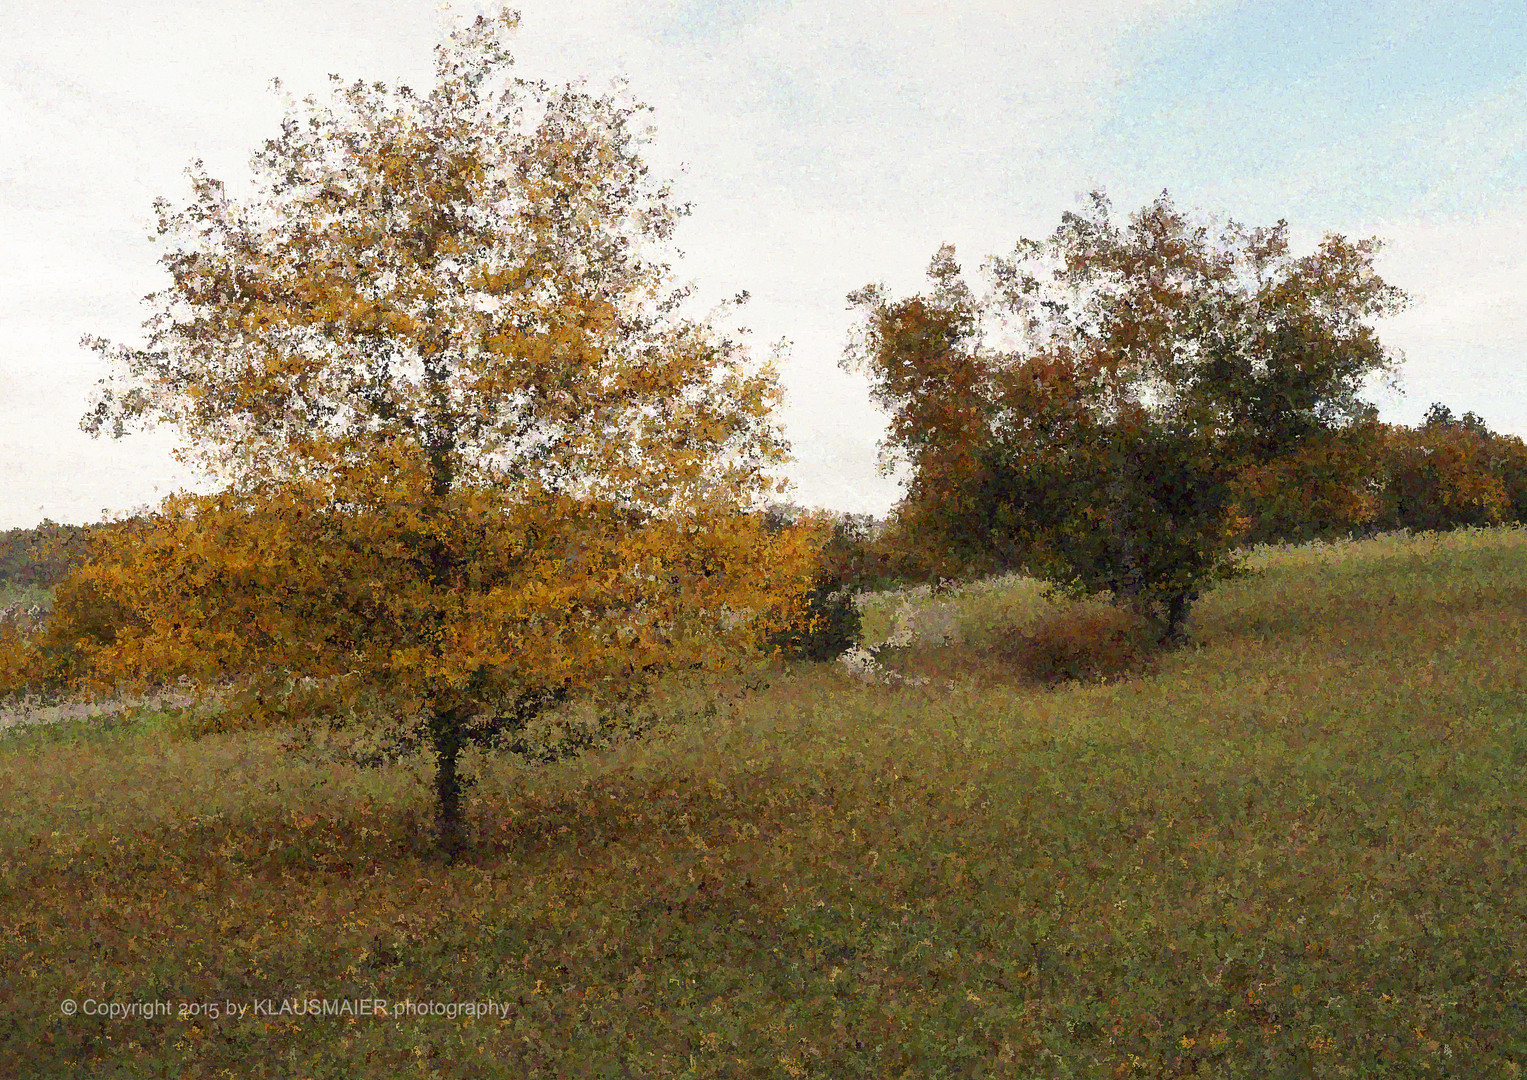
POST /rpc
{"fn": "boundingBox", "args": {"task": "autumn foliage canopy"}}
[845,192,1412,640]
[54,9,828,851]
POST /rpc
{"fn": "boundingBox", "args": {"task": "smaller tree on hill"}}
[844,191,1410,643]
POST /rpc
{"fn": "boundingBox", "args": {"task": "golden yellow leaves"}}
[60,4,836,847]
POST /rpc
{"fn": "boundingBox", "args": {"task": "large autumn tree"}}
[73,8,825,853]
[845,191,1410,641]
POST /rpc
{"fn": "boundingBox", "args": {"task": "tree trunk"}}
[429,703,467,857]
[1163,587,1198,645]
[418,418,468,856]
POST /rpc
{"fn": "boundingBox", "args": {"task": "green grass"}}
[2,526,1525,1077]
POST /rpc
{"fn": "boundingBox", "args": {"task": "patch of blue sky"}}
[1083,0,1527,224]
[656,0,794,42]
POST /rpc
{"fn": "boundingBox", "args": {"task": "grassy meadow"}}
[2,526,1524,1077]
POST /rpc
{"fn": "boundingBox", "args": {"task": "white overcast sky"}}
[2,0,1524,530]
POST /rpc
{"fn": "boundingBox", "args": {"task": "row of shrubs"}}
[746,407,1527,669]
[7,410,1510,602]
[1227,408,1527,546]
[771,407,1527,687]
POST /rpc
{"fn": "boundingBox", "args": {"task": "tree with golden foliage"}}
[73,8,825,853]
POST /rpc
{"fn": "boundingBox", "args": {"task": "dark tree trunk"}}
[417,410,470,856]
[1163,587,1198,645]
[429,702,467,857]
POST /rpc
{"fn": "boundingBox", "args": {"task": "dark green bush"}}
[756,503,866,661]
[765,571,862,662]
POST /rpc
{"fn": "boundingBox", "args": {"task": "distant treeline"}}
[0,520,106,591]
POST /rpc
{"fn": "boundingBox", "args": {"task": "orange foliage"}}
[1228,421,1387,544]
[1375,424,1510,531]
